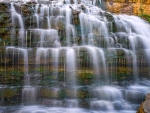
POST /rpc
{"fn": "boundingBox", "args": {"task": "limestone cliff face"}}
[106,0,150,15]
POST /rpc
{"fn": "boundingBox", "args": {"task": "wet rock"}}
[3,89,16,98]
[24,16,37,29]
[26,1,37,4]
[69,6,81,25]
[137,93,150,113]
[21,4,34,17]
[57,22,65,30]
[105,12,114,22]
[0,20,12,28]
[50,16,56,29]
[0,3,12,46]
[50,7,60,16]
[0,28,10,35]
[72,10,80,25]
[125,90,145,103]
[137,103,145,113]
[143,94,150,113]
[143,100,150,113]
[14,4,21,13]
[113,101,123,110]
[63,100,78,107]
[0,3,10,13]
[0,12,10,19]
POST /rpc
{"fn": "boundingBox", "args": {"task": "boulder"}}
[137,103,145,113]
[137,93,150,113]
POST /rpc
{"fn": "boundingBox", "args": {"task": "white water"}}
[66,48,76,85]
[52,49,60,79]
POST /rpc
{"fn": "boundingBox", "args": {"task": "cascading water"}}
[0,0,150,113]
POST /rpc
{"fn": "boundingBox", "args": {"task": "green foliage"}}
[139,13,150,23]
[138,5,150,23]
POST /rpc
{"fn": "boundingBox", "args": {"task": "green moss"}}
[77,87,92,99]
[40,88,64,99]
[0,28,9,34]
[40,88,53,98]
[3,89,16,98]
[77,73,94,85]
[0,69,24,85]
[105,12,114,22]
[35,67,47,73]
[139,13,150,23]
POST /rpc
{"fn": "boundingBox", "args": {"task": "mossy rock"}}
[1,34,11,39]
[0,3,10,8]
[116,49,126,58]
[0,12,10,19]
[0,35,11,46]
[0,19,12,27]
[0,9,9,13]
[77,73,94,85]
[0,41,5,46]
[105,12,114,22]
[3,89,16,98]
[0,18,11,28]
[0,46,5,52]
[56,21,65,31]
[77,87,92,99]
[0,28,10,34]
[50,7,60,16]
[21,4,34,17]
[0,3,10,13]
[76,36,82,44]
[65,88,77,98]
[139,14,150,23]
[40,87,60,98]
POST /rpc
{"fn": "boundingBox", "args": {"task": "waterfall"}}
[0,0,150,113]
